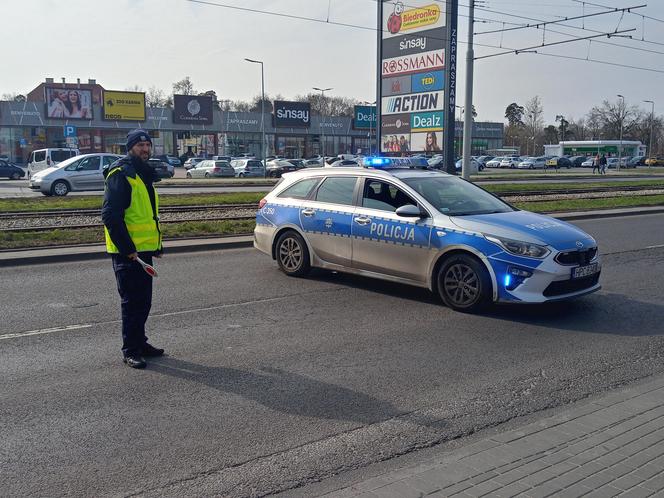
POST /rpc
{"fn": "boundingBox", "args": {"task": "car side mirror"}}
[395,204,424,218]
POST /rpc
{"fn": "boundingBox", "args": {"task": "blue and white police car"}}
[254,157,601,312]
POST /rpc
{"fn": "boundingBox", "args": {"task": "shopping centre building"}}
[0,79,504,162]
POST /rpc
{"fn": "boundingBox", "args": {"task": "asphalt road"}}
[2,214,664,497]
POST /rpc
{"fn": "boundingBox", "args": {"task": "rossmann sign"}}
[273,101,311,128]
[382,49,445,77]
[382,91,443,115]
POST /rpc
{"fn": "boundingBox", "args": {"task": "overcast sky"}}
[2,0,663,124]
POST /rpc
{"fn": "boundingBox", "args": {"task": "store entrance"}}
[276,135,305,158]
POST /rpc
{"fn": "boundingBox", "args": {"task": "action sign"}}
[103,90,146,121]
[377,0,458,173]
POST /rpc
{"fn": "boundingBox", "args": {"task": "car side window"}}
[361,179,416,212]
[34,151,46,162]
[277,178,321,200]
[102,156,117,168]
[64,159,83,171]
[78,156,100,171]
[315,177,357,206]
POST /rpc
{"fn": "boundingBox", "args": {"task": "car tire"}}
[529,165,534,169]
[51,180,70,197]
[275,230,311,277]
[186,172,192,179]
[437,253,491,312]
[10,172,21,180]
[239,172,245,178]
[269,170,277,178]
[204,173,210,178]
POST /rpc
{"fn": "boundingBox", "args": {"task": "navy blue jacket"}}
[101,155,161,256]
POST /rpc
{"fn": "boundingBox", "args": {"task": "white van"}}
[27,148,80,178]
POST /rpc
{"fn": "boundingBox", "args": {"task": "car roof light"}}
[361,156,429,169]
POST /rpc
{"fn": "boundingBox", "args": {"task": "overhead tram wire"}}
[183,0,664,76]
[571,0,664,24]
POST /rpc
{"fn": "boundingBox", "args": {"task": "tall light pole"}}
[314,87,332,158]
[617,94,624,172]
[555,114,565,157]
[244,58,266,171]
[455,105,464,158]
[461,0,475,180]
[644,100,655,163]
[362,100,376,155]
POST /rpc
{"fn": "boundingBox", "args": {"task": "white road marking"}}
[645,244,664,249]
[0,294,301,341]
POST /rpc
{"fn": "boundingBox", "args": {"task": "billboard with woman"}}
[45,88,93,119]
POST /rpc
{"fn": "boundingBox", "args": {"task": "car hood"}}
[449,210,596,251]
[32,166,61,179]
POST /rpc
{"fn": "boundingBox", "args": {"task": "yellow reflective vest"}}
[104,167,162,254]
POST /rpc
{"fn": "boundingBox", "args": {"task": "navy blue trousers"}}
[112,254,153,357]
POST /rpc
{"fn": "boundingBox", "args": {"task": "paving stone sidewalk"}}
[324,377,664,498]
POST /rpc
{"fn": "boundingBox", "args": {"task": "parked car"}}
[212,155,232,162]
[266,159,299,178]
[27,148,80,178]
[230,158,265,177]
[28,153,122,196]
[0,160,26,179]
[428,155,444,168]
[303,159,324,168]
[326,159,360,168]
[485,156,504,168]
[627,156,645,167]
[286,159,306,169]
[147,158,173,179]
[545,156,571,169]
[500,157,520,169]
[518,156,547,169]
[568,156,588,168]
[455,158,481,173]
[183,157,205,170]
[581,157,595,167]
[154,154,182,168]
[185,159,235,178]
[606,158,620,169]
[645,156,664,166]
[476,155,494,168]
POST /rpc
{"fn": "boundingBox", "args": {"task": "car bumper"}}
[28,180,51,192]
[489,253,602,303]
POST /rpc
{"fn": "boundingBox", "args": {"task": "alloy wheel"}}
[443,263,480,306]
[279,237,302,272]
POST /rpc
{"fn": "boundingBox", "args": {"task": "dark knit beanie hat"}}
[126,129,152,152]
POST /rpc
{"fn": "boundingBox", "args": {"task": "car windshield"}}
[215,161,230,167]
[401,176,515,217]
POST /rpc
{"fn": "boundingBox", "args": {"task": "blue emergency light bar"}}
[362,156,430,169]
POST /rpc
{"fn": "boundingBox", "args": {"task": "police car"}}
[254,157,601,312]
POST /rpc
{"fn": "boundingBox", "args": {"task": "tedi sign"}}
[273,101,311,128]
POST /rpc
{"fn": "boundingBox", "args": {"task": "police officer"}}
[102,129,164,369]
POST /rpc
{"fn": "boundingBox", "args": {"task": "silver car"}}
[28,153,122,196]
[230,159,266,177]
[185,160,235,178]
[254,158,601,312]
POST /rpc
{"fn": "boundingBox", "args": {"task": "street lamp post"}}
[455,105,464,158]
[362,100,376,155]
[644,100,655,163]
[314,87,332,159]
[244,58,266,173]
[617,94,624,172]
[555,114,565,157]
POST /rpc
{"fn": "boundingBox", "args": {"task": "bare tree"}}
[172,77,195,96]
[525,96,544,154]
[125,85,143,92]
[146,86,167,108]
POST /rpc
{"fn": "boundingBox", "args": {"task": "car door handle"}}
[301,208,316,217]
[354,216,371,226]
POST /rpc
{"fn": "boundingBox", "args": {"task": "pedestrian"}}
[592,154,600,174]
[102,129,164,369]
[600,153,608,175]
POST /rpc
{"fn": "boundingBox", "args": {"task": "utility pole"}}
[617,94,624,172]
[644,100,655,161]
[244,59,266,172]
[314,87,332,159]
[461,0,475,179]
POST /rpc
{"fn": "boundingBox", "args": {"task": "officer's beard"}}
[129,149,151,163]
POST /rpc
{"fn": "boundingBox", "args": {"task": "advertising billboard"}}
[378,0,457,171]
[45,87,93,119]
[173,95,213,124]
[103,90,146,121]
[353,105,377,130]
[273,101,311,128]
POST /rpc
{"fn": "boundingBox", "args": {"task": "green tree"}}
[504,102,525,126]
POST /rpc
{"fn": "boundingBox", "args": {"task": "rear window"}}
[277,178,321,200]
[215,161,230,167]
[247,161,262,168]
[51,150,76,162]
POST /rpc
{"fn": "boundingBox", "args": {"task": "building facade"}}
[0,80,504,163]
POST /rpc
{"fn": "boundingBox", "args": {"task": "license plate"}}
[572,262,599,279]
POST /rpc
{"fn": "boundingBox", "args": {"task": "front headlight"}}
[485,235,550,258]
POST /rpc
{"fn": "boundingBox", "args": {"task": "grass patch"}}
[0,219,256,250]
[483,180,664,194]
[514,194,664,212]
[0,192,266,212]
